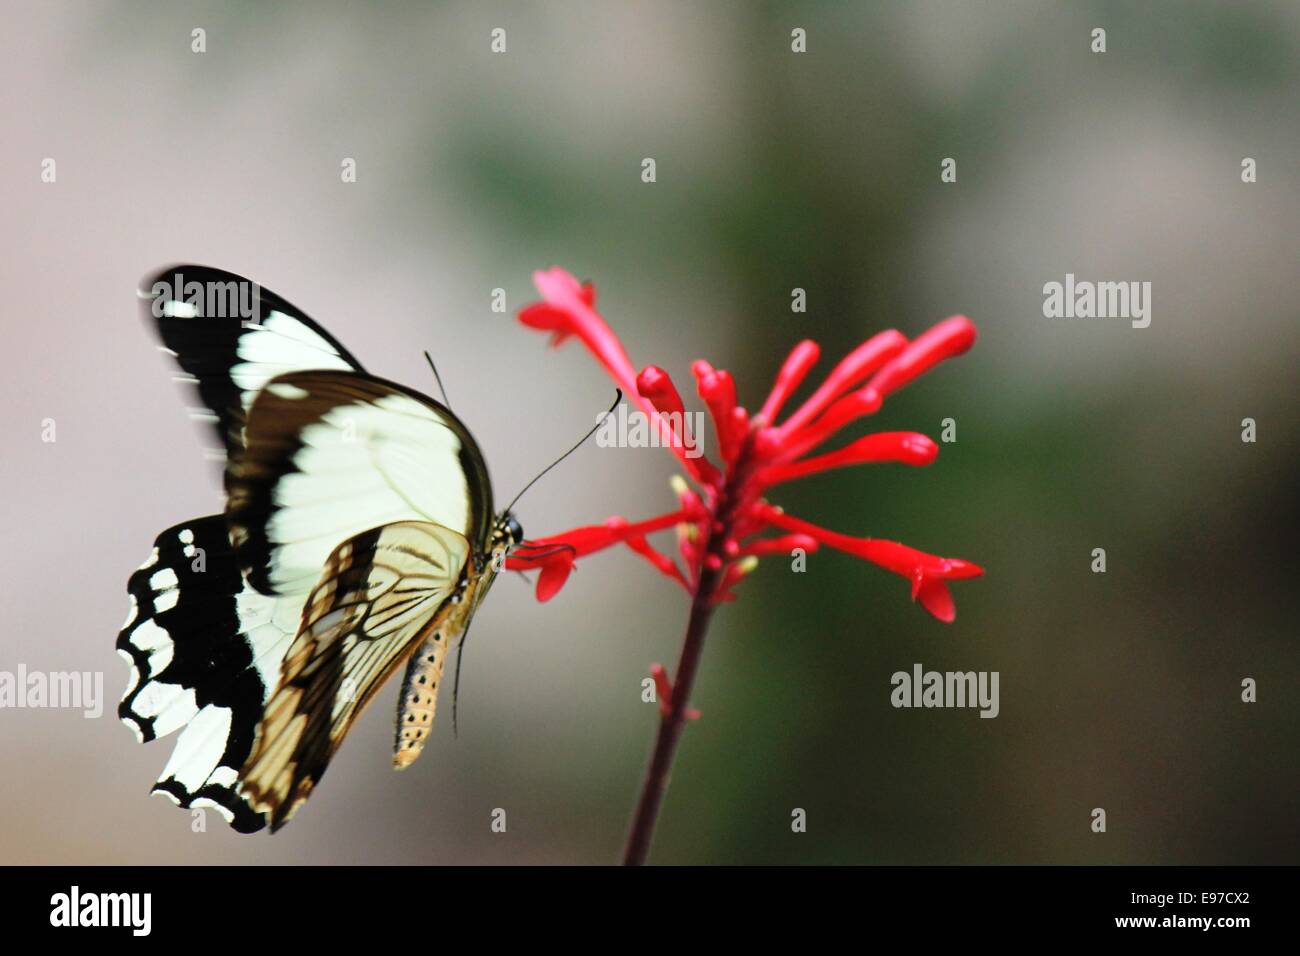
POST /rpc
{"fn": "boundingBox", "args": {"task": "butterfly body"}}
[118,266,521,833]
[393,537,507,769]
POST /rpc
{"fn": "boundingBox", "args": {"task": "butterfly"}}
[117,265,530,833]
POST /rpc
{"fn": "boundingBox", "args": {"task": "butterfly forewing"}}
[225,369,493,597]
[141,264,364,457]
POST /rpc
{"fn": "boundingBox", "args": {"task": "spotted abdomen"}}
[393,627,454,768]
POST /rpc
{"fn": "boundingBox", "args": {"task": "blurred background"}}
[1,0,1296,865]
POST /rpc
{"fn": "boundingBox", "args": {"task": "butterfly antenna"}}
[424,350,452,408]
[451,620,472,737]
[455,390,620,732]
[503,389,621,515]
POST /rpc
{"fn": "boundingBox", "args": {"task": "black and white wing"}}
[120,363,497,832]
[117,515,300,832]
[225,369,494,596]
[239,521,471,831]
[140,265,365,457]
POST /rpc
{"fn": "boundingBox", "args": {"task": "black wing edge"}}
[117,513,273,833]
[138,264,367,454]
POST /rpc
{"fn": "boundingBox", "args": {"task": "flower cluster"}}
[507,267,983,622]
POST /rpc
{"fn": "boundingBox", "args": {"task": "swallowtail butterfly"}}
[118,265,525,832]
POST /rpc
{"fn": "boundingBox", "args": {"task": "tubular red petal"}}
[714,555,759,601]
[527,267,640,395]
[737,533,820,557]
[692,363,741,463]
[637,365,687,419]
[509,507,701,567]
[535,553,575,602]
[692,362,737,416]
[727,406,750,458]
[606,515,691,591]
[867,315,976,398]
[509,507,707,601]
[624,537,690,590]
[758,340,820,425]
[517,302,574,341]
[775,330,906,439]
[759,505,982,621]
[636,365,714,473]
[759,432,938,485]
[766,385,882,461]
[521,269,721,485]
[914,578,955,623]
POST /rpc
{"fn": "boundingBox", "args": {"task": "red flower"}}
[510,267,983,623]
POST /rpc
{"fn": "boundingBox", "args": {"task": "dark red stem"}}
[620,562,719,865]
[621,436,757,865]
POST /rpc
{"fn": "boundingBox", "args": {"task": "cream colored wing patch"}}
[238,520,468,831]
[226,369,488,597]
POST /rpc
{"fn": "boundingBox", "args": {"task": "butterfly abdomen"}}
[393,629,450,768]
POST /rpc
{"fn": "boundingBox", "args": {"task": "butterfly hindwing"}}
[238,520,470,831]
[140,265,365,457]
[117,515,300,833]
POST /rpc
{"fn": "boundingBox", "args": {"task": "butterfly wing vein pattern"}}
[239,521,469,831]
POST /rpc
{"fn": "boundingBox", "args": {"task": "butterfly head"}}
[487,512,524,572]
[502,512,524,547]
